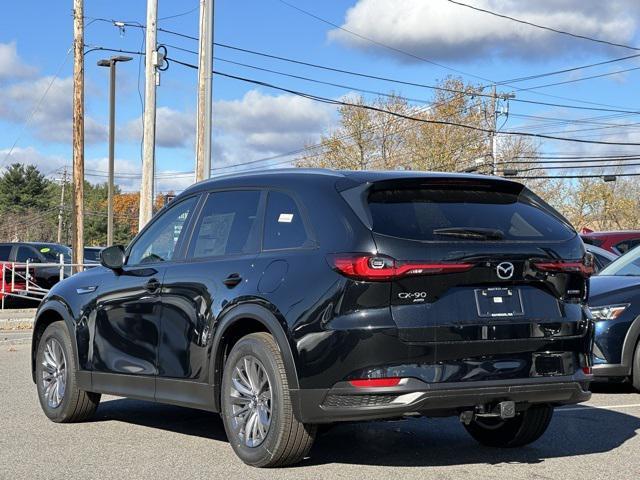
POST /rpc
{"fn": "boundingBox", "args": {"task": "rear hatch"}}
[343,176,593,380]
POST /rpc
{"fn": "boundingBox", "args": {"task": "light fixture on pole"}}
[97,55,132,246]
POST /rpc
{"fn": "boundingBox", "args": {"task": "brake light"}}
[349,378,402,388]
[329,254,474,281]
[532,259,594,277]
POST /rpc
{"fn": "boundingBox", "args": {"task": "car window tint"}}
[16,246,38,263]
[615,239,640,254]
[0,245,11,261]
[368,187,575,242]
[188,190,261,259]
[128,197,197,265]
[263,191,309,250]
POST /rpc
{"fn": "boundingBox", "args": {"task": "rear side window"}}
[614,238,640,254]
[188,190,261,258]
[368,187,575,242]
[0,245,11,261]
[263,191,309,250]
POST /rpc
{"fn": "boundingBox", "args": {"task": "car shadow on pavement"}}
[302,406,640,468]
[88,399,639,468]
[90,398,228,442]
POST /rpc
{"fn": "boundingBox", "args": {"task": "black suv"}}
[31,170,593,467]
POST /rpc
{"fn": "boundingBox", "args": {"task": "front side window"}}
[128,197,197,265]
[263,191,310,250]
[0,245,11,261]
[188,190,261,259]
[36,244,71,263]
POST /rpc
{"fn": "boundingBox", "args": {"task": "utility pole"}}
[57,168,67,244]
[139,0,158,229]
[72,0,85,271]
[488,85,515,176]
[195,0,214,182]
[98,56,132,246]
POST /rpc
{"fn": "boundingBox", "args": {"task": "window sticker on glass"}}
[278,213,294,223]
[40,247,51,253]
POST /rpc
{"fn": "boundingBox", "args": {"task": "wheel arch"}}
[210,302,300,411]
[31,300,77,383]
[621,314,640,373]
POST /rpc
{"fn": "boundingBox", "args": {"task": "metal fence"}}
[1,255,95,309]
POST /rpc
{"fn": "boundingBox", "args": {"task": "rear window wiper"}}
[432,227,505,240]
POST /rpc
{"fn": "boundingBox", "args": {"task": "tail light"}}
[532,254,594,278]
[328,254,474,281]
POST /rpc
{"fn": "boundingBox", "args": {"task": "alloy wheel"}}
[41,338,67,409]
[228,356,273,447]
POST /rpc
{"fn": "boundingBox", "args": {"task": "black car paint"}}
[32,170,593,423]
[589,275,640,379]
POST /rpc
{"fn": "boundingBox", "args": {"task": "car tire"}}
[35,321,101,423]
[463,404,553,448]
[221,332,316,467]
[632,340,640,392]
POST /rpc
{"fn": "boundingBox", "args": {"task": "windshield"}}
[36,244,72,263]
[599,245,640,276]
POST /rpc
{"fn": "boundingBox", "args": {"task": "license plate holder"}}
[475,287,524,318]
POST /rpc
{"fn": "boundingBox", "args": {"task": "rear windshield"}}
[367,187,575,242]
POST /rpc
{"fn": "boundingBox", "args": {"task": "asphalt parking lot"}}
[1,341,640,480]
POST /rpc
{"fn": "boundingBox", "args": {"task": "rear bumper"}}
[291,373,591,424]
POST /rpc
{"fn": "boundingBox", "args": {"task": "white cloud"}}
[0,146,67,175]
[0,42,36,80]
[120,107,196,148]
[329,0,640,61]
[0,75,106,144]
[214,90,332,153]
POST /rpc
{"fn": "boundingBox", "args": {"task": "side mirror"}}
[100,245,126,271]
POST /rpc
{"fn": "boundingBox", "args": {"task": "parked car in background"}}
[585,244,619,273]
[0,262,28,306]
[581,230,640,255]
[31,170,594,467]
[588,246,640,389]
[83,246,104,264]
[0,242,71,289]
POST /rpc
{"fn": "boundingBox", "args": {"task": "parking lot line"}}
[558,403,640,413]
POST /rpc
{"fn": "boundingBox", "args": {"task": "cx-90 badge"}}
[496,262,515,280]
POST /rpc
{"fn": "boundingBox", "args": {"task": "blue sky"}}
[1,0,639,193]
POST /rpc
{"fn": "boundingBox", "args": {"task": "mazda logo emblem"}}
[496,262,515,280]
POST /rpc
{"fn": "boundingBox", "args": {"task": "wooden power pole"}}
[195,0,214,182]
[57,168,67,244]
[72,0,84,270]
[139,0,158,229]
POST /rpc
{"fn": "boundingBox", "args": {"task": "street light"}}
[97,55,132,246]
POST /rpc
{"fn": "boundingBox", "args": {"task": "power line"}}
[169,56,640,147]
[520,65,640,91]
[445,0,640,52]
[517,172,640,180]
[502,162,640,172]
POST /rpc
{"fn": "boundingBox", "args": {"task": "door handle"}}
[144,278,161,294]
[223,273,242,288]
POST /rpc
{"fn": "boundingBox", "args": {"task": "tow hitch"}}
[459,401,517,425]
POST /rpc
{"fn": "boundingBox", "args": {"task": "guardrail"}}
[1,255,96,309]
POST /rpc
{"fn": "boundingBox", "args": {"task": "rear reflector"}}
[329,254,473,281]
[532,259,594,277]
[349,378,402,388]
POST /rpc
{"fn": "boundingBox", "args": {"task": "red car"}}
[580,229,640,255]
